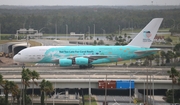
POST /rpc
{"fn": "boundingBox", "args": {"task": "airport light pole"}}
[88,71,91,105]
[118,25,120,36]
[105,74,107,105]
[0,24,1,40]
[94,24,95,40]
[53,75,57,105]
[171,19,175,29]
[0,23,2,41]
[153,75,155,105]
[101,28,105,40]
[177,23,180,30]
[146,67,149,105]
[129,75,131,104]
[88,26,90,37]
[66,24,68,40]
[39,27,46,33]
[55,24,57,40]
[144,78,145,104]
[170,42,173,51]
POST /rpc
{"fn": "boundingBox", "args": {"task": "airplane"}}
[13,18,163,69]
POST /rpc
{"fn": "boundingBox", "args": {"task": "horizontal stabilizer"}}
[135,49,161,55]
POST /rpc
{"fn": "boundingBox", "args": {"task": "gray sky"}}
[0,0,179,6]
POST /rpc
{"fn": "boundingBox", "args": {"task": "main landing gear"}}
[79,64,94,69]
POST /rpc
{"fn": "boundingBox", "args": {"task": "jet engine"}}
[75,57,89,65]
[59,57,91,67]
[59,59,72,66]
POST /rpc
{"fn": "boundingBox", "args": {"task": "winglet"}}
[128,18,163,48]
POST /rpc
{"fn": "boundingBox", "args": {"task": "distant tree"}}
[154,54,160,66]
[93,40,97,45]
[165,37,172,43]
[127,36,131,42]
[97,40,104,45]
[146,55,155,66]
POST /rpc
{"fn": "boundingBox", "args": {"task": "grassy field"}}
[0,28,179,45]
[0,40,42,46]
[28,40,42,46]
[0,40,19,44]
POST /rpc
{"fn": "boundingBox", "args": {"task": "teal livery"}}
[13,18,163,68]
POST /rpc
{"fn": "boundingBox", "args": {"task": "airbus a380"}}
[13,18,163,68]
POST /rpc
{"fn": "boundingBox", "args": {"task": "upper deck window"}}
[18,53,21,55]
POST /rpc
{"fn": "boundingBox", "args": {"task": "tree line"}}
[0,6,180,34]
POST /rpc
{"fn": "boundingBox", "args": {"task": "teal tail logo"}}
[143,31,152,42]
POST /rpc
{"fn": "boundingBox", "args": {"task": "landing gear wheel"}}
[22,63,25,69]
[79,65,94,69]
[79,65,87,69]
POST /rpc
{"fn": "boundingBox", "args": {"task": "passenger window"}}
[18,53,21,55]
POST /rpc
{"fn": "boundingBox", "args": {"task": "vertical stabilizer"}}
[128,18,163,48]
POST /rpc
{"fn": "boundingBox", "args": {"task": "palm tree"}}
[31,70,40,105]
[127,36,131,42]
[40,79,46,105]
[9,81,19,105]
[154,54,160,66]
[40,79,53,105]
[124,33,127,39]
[21,68,32,105]
[146,55,154,66]
[3,80,10,105]
[44,81,53,105]
[0,74,19,105]
[160,51,166,65]
[167,67,179,104]
[166,51,174,63]
[0,74,3,84]
[2,80,19,105]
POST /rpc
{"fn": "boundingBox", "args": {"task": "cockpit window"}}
[18,53,21,55]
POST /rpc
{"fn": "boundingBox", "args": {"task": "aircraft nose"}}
[13,55,19,62]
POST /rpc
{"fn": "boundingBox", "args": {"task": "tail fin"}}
[128,18,163,48]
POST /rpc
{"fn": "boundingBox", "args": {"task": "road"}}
[0,66,172,80]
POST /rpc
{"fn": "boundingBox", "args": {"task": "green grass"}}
[0,40,42,46]
[0,40,21,44]
[28,40,42,46]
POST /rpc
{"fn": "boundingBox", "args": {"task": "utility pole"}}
[55,24,57,40]
[88,71,91,105]
[94,24,95,40]
[105,74,107,105]
[66,24,68,40]
[119,25,120,36]
[0,24,1,40]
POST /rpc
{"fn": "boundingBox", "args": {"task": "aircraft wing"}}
[82,55,108,60]
[134,49,161,54]
[53,55,116,64]
[67,55,109,60]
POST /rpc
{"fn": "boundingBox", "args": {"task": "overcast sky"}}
[0,0,180,6]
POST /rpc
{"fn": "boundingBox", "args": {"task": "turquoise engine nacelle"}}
[75,57,89,65]
[59,59,72,67]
